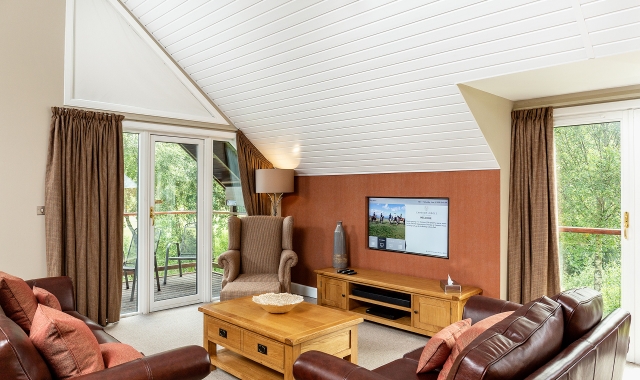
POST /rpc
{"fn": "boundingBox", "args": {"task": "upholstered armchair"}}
[218,215,298,301]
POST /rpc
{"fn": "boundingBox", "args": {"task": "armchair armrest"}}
[73,345,210,380]
[278,249,298,293]
[293,351,389,380]
[462,295,521,325]
[26,276,75,311]
[218,249,240,288]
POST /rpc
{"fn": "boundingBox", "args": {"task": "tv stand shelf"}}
[315,268,482,337]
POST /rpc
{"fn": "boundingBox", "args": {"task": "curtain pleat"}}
[45,107,124,325]
[508,107,561,304]
[236,130,273,216]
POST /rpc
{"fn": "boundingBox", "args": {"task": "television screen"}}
[367,197,449,258]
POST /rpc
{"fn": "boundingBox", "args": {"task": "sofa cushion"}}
[0,271,38,334]
[29,304,105,379]
[33,286,62,311]
[552,287,603,347]
[438,311,513,380]
[417,319,471,373]
[100,342,143,368]
[446,296,564,380]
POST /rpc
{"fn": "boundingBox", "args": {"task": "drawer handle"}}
[342,294,345,297]
[219,328,227,338]
[414,310,418,314]
[257,343,268,355]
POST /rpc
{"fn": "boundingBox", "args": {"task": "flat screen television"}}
[367,197,449,259]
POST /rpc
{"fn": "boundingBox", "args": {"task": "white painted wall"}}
[0,0,66,279]
[458,84,513,300]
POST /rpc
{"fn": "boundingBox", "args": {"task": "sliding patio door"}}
[149,135,205,311]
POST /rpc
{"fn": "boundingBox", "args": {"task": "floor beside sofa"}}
[106,298,640,380]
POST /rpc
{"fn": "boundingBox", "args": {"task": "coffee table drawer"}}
[207,317,242,351]
[242,331,285,371]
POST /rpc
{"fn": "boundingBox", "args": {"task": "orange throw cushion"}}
[437,311,513,380]
[29,304,105,379]
[100,343,143,368]
[33,286,62,311]
[0,271,38,334]
[417,319,471,373]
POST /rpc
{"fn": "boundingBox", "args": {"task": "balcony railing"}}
[558,226,621,235]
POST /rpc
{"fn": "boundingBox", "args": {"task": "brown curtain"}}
[45,107,124,325]
[236,130,274,216]
[508,107,561,304]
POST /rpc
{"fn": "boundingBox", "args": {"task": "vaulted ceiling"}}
[122,0,640,175]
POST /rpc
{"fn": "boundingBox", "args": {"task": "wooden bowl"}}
[252,293,304,314]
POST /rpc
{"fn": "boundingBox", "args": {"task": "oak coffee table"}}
[199,296,364,380]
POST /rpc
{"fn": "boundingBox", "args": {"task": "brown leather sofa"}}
[293,288,631,380]
[1,276,211,380]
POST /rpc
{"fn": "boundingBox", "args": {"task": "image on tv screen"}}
[368,197,449,258]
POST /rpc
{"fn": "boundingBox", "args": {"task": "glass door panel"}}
[151,136,203,310]
[211,141,244,299]
[555,122,622,316]
[121,132,139,314]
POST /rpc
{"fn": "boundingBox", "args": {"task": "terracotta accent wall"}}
[282,170,501,298]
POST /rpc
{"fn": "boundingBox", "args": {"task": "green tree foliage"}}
[554,122,621,315]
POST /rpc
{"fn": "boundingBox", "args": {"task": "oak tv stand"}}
[315,268,482,337]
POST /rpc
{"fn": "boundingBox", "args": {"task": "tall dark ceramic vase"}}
[333,221,347,269]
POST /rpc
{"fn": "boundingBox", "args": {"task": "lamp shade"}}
[255,169,294,194]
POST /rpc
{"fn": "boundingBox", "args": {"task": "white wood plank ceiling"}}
[122,0,640,176]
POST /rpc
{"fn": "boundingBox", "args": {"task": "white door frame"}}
[555,99,640,363]
[123,121,235,314]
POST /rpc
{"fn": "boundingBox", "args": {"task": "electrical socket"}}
[37,206,45,215]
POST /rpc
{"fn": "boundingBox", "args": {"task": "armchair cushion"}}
[30,304,105,379]
[240,216,283,274]
[438,311,513,379]
[220,280,281,301]
[416,319,470,373]
[100,343,143,368]
[34,286,62,311]
[0,271,38,334]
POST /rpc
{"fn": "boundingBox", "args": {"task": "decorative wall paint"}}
[282,170,501,298]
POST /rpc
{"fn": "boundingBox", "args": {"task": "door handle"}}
[150,206,155,226]
[624,212,629,239]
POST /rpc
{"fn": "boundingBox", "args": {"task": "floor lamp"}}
[255,169,294,216]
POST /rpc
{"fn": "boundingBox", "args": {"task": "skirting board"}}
[291,282,317,299]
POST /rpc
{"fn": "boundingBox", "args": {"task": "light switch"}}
[37,206,45,215]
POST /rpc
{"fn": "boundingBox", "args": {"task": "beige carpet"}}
[105,302,639,379]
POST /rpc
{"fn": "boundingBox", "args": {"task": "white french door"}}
[123,121,236,314]
[148,135,205,311]
[555,100,640,363]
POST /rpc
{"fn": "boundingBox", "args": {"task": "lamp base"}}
[267,193,284,216]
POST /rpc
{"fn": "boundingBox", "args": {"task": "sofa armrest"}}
[26,276,75,311]
[293,351,390,380]
[278,249,298,293]
[462,295,521,325]
[218,250,240,288]
[72,345,210,380]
